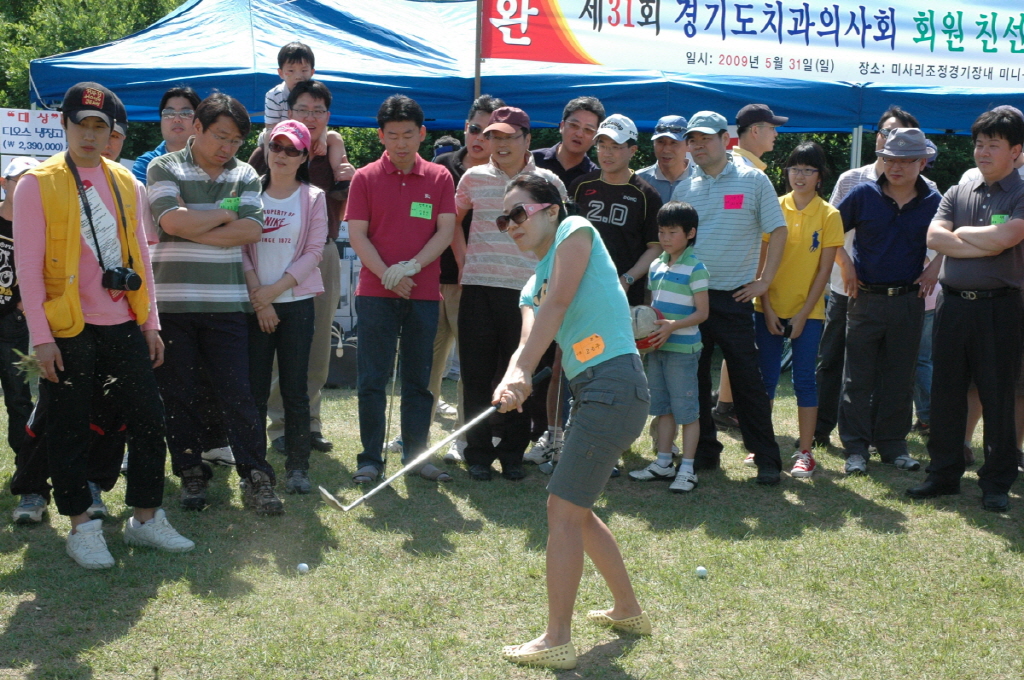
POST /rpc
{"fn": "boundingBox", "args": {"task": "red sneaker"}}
[791,451,816,478]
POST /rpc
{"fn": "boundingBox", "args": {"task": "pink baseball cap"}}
[270,120,312,152]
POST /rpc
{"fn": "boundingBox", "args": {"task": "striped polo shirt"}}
[455,155,566,290]
[670,155,785,290]
[147,139,264,314]
[648,246,709,353]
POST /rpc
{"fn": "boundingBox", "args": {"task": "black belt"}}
[943,285,1017,300]
[858,283,920,296]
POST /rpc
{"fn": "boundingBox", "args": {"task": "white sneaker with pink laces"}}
[791,451,816,478]
[743,453,757,467]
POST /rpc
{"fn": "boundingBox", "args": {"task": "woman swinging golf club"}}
[493,174,652,670]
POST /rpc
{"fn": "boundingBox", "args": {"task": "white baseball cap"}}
[3,156,40,179]
[595,114,638,145]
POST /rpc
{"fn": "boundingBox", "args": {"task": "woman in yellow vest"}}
[12,82,194,569]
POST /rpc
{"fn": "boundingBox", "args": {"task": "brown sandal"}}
[351,466,379,484]
[417,463,452,482]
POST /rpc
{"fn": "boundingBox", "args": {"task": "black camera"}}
[102,266,143,291]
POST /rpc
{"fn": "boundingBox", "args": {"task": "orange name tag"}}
[572,334,605,363]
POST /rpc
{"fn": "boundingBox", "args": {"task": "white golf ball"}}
[297,563,310,574]
[695,566,708,578]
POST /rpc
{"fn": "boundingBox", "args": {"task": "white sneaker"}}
[443,439,466,463]
[669,469,698,493]
[86,481,108,520]
[124,508,195,552]
[436,399,458,416]
[201,446,236,466]
[743,453,757,467]
[524,431,562,465]
[845,454,868,475]
[120,452,129,476]
[13,494,48,524]
[629,461,677,481]
[66,519,115,569]
[386,437,404,453]
[491,436,502,447]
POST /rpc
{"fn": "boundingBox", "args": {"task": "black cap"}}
[736,103,788,128]
[61,82,118,129]
[110,91,128,136]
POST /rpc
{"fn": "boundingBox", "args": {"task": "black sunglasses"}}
[655,124,685,134]
[495,203,552,232]
[467,124,484,134]
[268,140,304,157]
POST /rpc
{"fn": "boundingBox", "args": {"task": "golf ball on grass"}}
[695,566,708,578]
[297,563,310,574]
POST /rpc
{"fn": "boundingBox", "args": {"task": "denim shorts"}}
[645,348,700,424]
[549,353,650,508]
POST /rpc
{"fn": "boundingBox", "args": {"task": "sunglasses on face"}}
[655,124,685,134]
[268,140,304,157]
[161,109,194,120]
[467,124,484,135]
[495,203,553,232]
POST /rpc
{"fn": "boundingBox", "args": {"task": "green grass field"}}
[1,369,1022,679]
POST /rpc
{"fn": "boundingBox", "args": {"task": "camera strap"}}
[64,152,135,272]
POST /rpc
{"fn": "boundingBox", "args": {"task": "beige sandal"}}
[417,463,452,482]
[502,641,576,670]
[586,609,653,635]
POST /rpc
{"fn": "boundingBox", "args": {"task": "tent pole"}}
[474,0,483,98]
[850,125,863,170]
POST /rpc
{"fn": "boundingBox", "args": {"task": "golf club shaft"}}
[343,367,552,511]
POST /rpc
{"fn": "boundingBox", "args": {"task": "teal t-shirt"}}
[520,215,638,379]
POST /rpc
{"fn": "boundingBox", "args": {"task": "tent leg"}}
[474,0,483,99]
[850,125,863,170]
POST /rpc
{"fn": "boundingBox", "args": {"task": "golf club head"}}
[318,485,347,511]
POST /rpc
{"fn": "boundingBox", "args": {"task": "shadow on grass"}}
[0,448,342,679]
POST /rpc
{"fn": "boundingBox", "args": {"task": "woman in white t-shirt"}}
[244,120,328,495]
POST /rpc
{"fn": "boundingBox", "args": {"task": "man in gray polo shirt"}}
[670,111,788,484]
[637,115,693,203]
[908,108,1024,512]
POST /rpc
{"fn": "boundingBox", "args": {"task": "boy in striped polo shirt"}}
[630,202,709,492]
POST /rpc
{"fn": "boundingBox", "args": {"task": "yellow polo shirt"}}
[731,146,767,171]
[755,193,844,319]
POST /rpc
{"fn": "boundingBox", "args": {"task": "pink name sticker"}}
[724,194,744,209]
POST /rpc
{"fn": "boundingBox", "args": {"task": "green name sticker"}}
[992,214,1009,225]
[410,202,433,220]
[219,196,240,212]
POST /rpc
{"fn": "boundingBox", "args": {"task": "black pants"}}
[47,322,166,516]
[926,292,1021,493]
[838,291,924,460]
[0,311,34,453]
[696,290,781,470]
[458,284,534,468]
[815,292,847,440]
[248,298,315,472]
[156,312,273,482]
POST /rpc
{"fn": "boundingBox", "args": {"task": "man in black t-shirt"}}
[568,114,663,306]
[1,157,41,522]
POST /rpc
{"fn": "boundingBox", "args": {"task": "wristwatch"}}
[622,273,635,285]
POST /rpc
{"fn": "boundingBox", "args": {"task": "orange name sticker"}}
[572,333,605,363]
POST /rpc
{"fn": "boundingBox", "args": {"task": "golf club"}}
[382,338,400,455]
[320,367,551,512]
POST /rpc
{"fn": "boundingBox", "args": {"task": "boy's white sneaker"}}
[628,461,677,481]
[124,509,195,553]
[669,470,699,493]
[66,519,115,569]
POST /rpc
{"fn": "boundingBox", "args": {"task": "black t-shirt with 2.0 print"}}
[0,216,20,317]
[568,170,662,306]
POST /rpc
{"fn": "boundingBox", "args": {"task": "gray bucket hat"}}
[876,128,936,159]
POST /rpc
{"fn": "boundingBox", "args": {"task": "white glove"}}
[381,259,421,290]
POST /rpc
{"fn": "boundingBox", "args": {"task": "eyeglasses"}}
[881,157,921,167]
[290,107,328,119]
[786,167,819,176]
[486,133,525,143]
[565,120,598,136]
[268,140,304,157]
[877,127,895,137]
[161,109,194,120]
[654,124,685,134]
[209,131,244,148]
[752,123,778,130]
[467,124,484,135]
[495,203,552,232]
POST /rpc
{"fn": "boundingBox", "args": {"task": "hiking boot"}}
[241,470,284,515]
[86,481,108,520]
[66,519,114,569]
[13,494,48,524]
[179,466,208,511]
[284,469,312,494]
[124,509,195,552]
[201,446,235,466]
[791,451,816,478]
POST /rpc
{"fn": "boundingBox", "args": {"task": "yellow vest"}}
[28,154,150,338]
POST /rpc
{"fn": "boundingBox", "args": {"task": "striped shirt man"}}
[455,156,565,290]
[263,82,290,129]
[147,139,263,313]
[670,154,785,290]
[648,246,709,353]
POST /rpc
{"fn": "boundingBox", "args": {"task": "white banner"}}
[0,108,66,157]
[481,0,1024,89]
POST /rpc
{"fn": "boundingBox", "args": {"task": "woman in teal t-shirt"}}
[494,174,651,671]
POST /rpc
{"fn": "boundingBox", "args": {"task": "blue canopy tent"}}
[28,0,1024,133]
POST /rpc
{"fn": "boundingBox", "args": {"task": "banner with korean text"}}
[481,1,1024,90]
